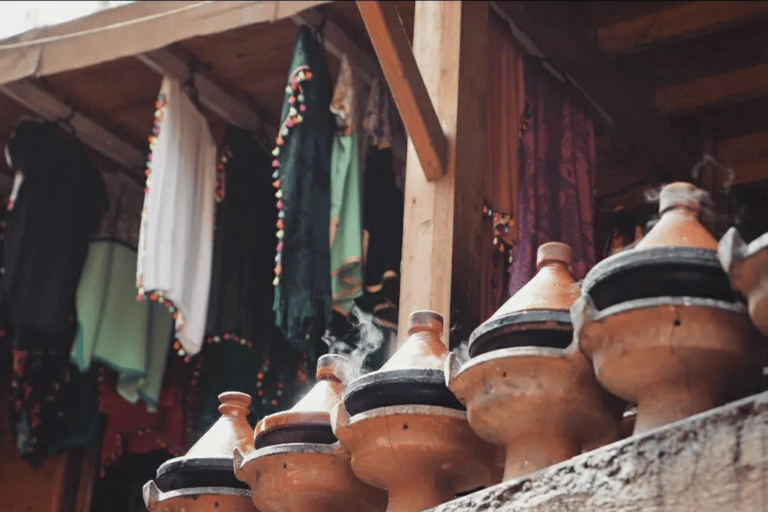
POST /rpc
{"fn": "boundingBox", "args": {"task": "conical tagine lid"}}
[255,354,348,442]
[155,392,254,491]
[635,182,717,250]
[468,242,579,357]
[379,311,447,371]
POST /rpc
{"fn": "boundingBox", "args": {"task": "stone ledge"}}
[431,391,768,512]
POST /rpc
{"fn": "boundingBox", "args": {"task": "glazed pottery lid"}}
[343,311,464,416]
[155,392,253,492]
[253,354,347,449]
[468,242,579,358]
[582,182,736,310]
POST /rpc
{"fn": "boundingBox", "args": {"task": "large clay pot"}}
[447,243,622,481]
[333,312,495,512]
[719,228,768,337]
[144,391,257,512]
[234,354,385,512]
[576,182,765,435]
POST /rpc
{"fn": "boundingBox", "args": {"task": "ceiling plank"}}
[136,48,276,139]
[356,1,446,180]
[718,131,768,184]
[598,1,768,56]
[495,1,695,178]
[0,1,331,87]
[656,62,768,114]
[0,79,144,171]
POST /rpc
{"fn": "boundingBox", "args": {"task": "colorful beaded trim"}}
[137,92,189,358]
[272,65,313,288]
[482,202,515,264]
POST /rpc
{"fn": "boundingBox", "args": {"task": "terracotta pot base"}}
[576,295,764,434]
[333,404,495,512]
[143,482,255,512]
[447,346,622,481]
[234,443,385,512]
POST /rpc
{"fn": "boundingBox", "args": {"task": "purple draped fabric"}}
[509,57,598,296]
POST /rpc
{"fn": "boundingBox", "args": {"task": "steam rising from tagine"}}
[322,305,388,383]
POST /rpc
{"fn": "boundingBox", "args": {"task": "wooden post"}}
[396,1,488,347]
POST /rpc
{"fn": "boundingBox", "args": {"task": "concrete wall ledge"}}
[430,390,768,512]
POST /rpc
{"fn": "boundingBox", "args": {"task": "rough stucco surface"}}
[430,391,768,512]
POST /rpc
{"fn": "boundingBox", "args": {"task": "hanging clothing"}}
[2,119,108,353]
[94,172,144,249]
[98,353,187,469]
[480,15,525,320]
[509,56,598,296]
[272,26,334,356]
[137,75,217,357]
[329,55,364,315]
[2,119,108,465]
[72,240,173,410]
[195,124,311,436]
[359,79,405,331]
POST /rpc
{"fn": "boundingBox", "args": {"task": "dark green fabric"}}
[273,26,334,358]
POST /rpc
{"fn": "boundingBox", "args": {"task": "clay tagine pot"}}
[333,311,496,512]
[144,392,257,512]
[234,354,385,512]
[575,182,765,435]
[447,242,623,481]
[718,227,768,337]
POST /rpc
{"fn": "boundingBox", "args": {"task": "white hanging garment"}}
[137,75,217,356]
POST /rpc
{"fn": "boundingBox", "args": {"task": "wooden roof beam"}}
[0,79,144,171]
[598,1,768,56]
[657,62,768,115]
[136,48,276,139]
[356,1,446,180]
[494,1,696,179]
[291,8,380,85]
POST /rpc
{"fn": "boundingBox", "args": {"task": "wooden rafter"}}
[656,62,768,114]
[136,48,276,139]
[598,1,768,56]
[356,1,447,181]
[717,130,768,185]
[0,79,144,171]
[494,1,695,178]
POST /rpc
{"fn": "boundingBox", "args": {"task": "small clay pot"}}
[719,227,768,337]
[575,295,761,434]
[332,403,495,512]
[448,243,622,481]
[334,312,496,512]
[235,354,386,512]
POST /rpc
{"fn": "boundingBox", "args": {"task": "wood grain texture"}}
[432,390,768,511]
[598,1,768,55]
[357,0,446,180]
[396,1,488,346]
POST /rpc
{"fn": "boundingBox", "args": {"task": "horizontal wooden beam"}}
[136,48,276,139]
[656,62,768,114]
[495,1,695,178]
[356,1,446,180]
[598,1,768,56]
[718,130,768,184]
[291,8,380,85]
[0,1,331,86]
[0,79,144,170]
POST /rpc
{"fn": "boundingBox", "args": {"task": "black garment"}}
[362,147,404,288]
[2,120,108,352]
[273,26,335,357]
[2,119,108,465]
[196,126,310,434]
